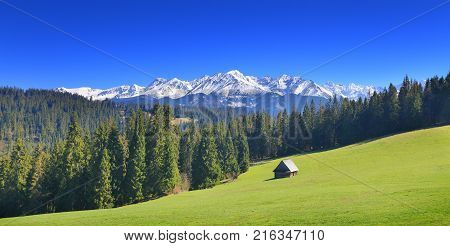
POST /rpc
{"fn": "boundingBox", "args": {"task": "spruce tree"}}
[214,122,227,179]
[384,84,400,133]
[58,114,90,211]
[191,127,220,189]
[178,124,199,185]
[222,128,239,179]
[0,154,9,193]
[9,139,31,193]
[124,109,146,203]
[39,141,64,214]
[8,138,31,215]
[288,111,301,153]
[410,81,424,128]
[399,76,412,130]
[93,148,113,209]
[160,129,181,194]
[144,105,165,197]
[236,126,250,173]
[0,154,11,217]
[107,121,127,206]
[159,106,181,194]
[25,144,48,210]
[26,145,47,195]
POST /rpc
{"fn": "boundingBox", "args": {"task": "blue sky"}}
[0,0,449,89]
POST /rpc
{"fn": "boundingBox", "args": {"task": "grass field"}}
[1,126,449,226]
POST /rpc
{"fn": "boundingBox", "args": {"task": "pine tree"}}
[38,141,64,214]
[410,81,424,128]
[8,138,31,215]
[236,125,250,173]
[288,111,301,153]
[107,121,127,206]
[178,124,199,185]
[423,78,434,124]
[222,128,239,179]
[58,114,89,211]
[399,76,412,130]
[0,154,11,217]
[25,144,48,210]
[367,91,384,137]
[191,127,221,189]
[253,113,270,159]
[160,129,181,194]
[383,84,400,133]
[144,105,165,197]
[9,139,31,193]
[26,145,47,195]
[159,106,180,194]
[214,122,227,179]
[124,109,146,203]
[0,154,9,193]
[92,148,113,209]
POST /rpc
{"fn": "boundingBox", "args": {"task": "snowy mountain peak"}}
[55,71,379,102]
[323,82,379,100]
[226,70,244,77]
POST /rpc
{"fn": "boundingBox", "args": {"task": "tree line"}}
[242,73,450,160]
[0,88,125,152]
[0,105,250,218]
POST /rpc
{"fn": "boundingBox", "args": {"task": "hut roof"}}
[273,159,299,173]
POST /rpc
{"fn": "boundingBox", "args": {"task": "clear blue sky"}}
[0,0,449,89]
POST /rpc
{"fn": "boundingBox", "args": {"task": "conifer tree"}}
[178,124,199,184]
[159,106,181,194]
[124,109,146,203]
[288,111,301,153]
[410,81,424,128]
[160,129,181,194]
[144,105,165,197]
[383,84,400,133]
[8,138,31,215]
[0,155,9,193]
[191,127,220,189]
[92,148,113,209]
[9,139,31,193]
[58,114,89,211]
[214,122,227,179]
[0,154,11,217]
[107,121,127,206]
[399,76,412,130]
[26,145,47,195]
[236,126,250,173]
[222,129,239,179]
[253,113,270,159]
[25,144,48,210]
[39,141,64,214]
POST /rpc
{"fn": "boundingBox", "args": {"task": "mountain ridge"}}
[56,70,380,103]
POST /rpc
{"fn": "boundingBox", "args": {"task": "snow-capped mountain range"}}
[56,70,379,103]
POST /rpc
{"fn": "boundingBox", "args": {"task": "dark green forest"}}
[0,88,126,151]
[0,72,449,218]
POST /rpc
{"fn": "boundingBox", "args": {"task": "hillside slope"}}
[1,126,449,225]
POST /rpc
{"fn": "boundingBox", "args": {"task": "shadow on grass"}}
[264,177,278,182]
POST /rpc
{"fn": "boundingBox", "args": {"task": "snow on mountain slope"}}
[55,70,379,102]
[56,84,144,100]
[323,82,378,100]
[258,75,333,98]
[56,87,104,99]
[189,70,270,96]
[142,78,192,99]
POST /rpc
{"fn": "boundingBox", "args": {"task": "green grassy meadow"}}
[1,126,449,226]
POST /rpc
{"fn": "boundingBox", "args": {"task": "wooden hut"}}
[273,159,299,179]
